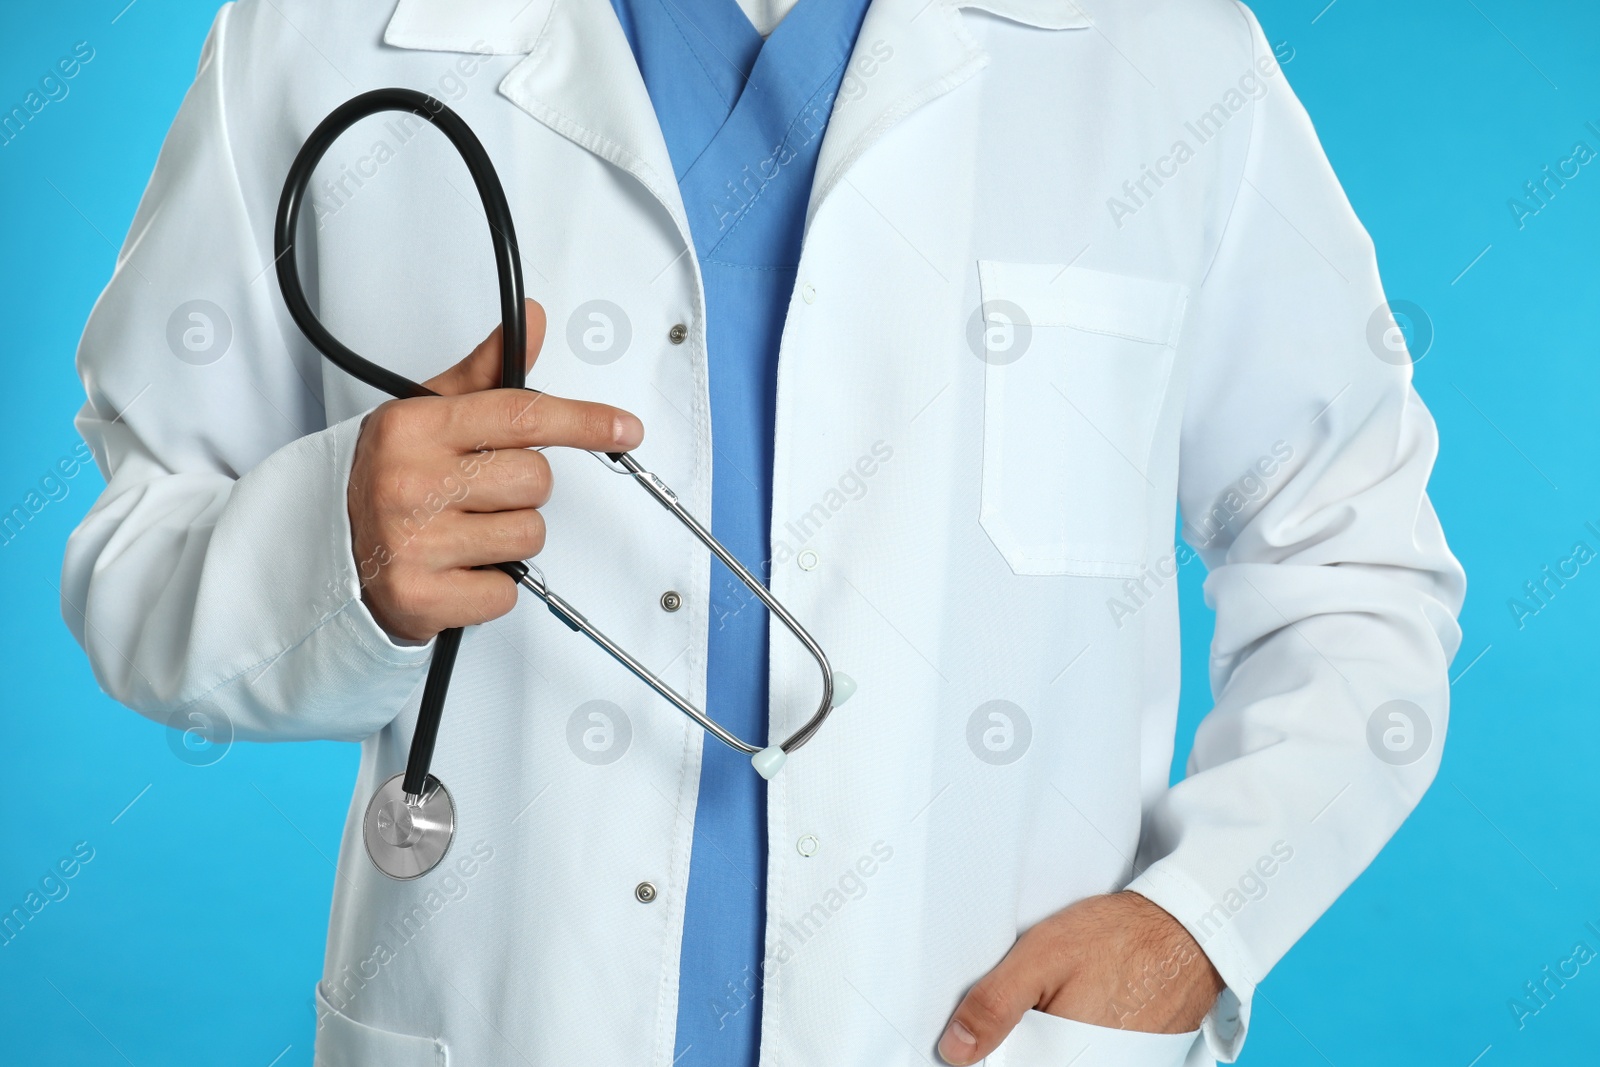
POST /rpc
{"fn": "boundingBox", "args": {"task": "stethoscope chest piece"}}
[363,772,455,880]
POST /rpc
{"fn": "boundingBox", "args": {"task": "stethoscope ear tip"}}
[750,673,857,780]
[751,746,787,779]
[831,671,857,708]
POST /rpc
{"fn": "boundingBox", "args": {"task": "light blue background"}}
[2,1,1596,1063]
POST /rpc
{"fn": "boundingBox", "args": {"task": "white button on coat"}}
[61,2,1464,1065]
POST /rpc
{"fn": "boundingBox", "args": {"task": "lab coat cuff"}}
[1124,863,1255,1063]
[324,410,436,665]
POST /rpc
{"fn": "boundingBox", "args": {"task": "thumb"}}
[939,940,1051,1066]
[424,297,548,396]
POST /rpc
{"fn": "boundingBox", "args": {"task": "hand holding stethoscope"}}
[275,89,850,881]
[343,300,641,647]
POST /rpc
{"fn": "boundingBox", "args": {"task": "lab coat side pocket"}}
[314,984,448,1067]
[976,262,1187,579]
[985,1009,1207,1067]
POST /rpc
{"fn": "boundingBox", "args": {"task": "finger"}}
[939,939,1052,1066]
[454,508,547,566]
[431,566,522,630]
[450,446,553,513]
[429,509,547,571]
[424,298,548,397]
[377,565,520,639]
[440,387,644,454]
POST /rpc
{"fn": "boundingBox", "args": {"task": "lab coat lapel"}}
[384,0,554,55]
[384,0,692,239]
[381,0,1093,256]
[804,0,1091,234]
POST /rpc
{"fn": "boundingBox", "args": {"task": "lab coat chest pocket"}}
[314,984,448,1066]
[976,262,1188,578]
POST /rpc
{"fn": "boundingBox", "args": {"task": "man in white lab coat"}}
[62,0,1464,1064]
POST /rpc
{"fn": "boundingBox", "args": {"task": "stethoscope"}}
[273,88,851,881]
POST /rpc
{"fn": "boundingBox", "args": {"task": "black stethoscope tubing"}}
[273,87,530,802]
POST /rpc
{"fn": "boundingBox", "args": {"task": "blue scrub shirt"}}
[602,0,871,1063]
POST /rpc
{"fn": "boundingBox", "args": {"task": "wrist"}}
[1111,891,1223,1032]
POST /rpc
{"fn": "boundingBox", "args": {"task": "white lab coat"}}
[62,0,1465,1064]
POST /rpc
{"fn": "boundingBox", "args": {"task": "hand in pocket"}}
[937,892,1222,1065]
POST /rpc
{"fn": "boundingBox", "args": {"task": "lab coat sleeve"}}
[60,5,433,743]
[1121,5,1466,1060]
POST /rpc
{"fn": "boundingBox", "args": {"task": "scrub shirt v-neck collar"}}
[612,0,870,266]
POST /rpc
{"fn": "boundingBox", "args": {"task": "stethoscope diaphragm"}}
[362,773,455,881]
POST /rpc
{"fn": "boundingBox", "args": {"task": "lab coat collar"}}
[383,0,557,56]
[386,0,691,242]
[382,0,1092,241]
[803,0,1088,231]
[954,0,1092,30]
[381,0,1092,53]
